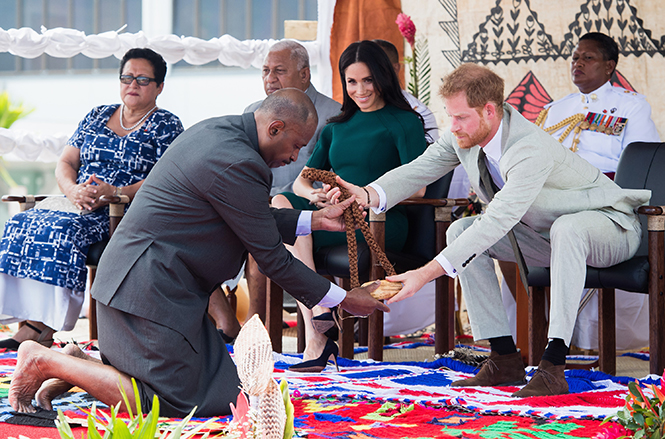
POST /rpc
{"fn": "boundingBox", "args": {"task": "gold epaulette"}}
[537,111,586,152]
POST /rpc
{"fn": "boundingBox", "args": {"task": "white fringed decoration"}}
[257,378,287,439]
[0,128,68,160]
[233,314,288,438]
[233,314,275,398]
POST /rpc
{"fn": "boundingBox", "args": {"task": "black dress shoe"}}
[217,329,236,345]
[0,322,54,351]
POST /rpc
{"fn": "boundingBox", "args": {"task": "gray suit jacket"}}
[91,113,331,350]
[245,84,341,195]
[374,103,651,274]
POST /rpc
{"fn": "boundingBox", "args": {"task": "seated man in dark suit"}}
[8,88,387,417]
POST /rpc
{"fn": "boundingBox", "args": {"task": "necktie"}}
[477,148,530,294]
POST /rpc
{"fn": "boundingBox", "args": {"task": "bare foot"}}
[35,344,98,411]
[9,341,51,413]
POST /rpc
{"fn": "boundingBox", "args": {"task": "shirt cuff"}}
[317,282,347,308]
[367,182,387,214]
[296,211,313,236]
[434,253,458,279]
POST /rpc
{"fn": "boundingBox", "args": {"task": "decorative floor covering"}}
[0,344,656,438]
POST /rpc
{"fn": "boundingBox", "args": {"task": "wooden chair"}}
[266,174,470,360]
[2,194,129,340]
[518,141,665,375]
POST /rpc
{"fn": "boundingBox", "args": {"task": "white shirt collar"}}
[481,122,504,163]
[579,80,612,103]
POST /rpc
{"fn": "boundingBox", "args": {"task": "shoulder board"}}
[608,86,645,100]
[544,92,578,109]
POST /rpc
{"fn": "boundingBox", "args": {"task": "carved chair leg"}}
[338,278,355,359]
[296,306,305,353]
[598,287,616,375]
[266,279,283,353]
[358,318,368,347]
[87,266,98,340]
[527,286,548,366]
[649,228,665,375]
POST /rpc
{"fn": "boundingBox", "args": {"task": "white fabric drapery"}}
[0,26,307,68]
[0,0,338,159]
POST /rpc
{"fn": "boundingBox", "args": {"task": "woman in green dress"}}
[272,40,429,371]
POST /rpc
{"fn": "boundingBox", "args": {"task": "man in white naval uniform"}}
[535,32,660,351]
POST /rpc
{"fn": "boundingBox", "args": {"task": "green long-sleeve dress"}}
[283,104,428,251]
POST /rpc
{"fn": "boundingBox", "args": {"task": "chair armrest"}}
[396,197,470,207]
[98,194,131,218]
[99,194,131,237]
[2,195,49,211]
[637,205,665,232]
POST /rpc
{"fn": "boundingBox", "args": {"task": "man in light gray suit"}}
[208,40,342,335]
[9,89,387,417]
[333,64,649,397]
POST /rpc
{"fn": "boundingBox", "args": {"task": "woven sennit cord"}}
[301,168,396,288]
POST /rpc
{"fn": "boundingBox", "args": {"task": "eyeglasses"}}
[119,75,157,86]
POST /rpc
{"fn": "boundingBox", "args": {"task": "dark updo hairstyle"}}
[579,32,619,70]
[119,48,168,85]
[328,40,424,129]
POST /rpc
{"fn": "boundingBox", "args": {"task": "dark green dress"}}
[283,104,427,251]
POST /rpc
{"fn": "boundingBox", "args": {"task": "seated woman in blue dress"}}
[0,48,183,349]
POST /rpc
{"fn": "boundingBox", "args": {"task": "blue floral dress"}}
[0,104,183,292]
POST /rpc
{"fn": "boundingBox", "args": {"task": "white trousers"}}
[0,273,84,331]
[448,210,641,345]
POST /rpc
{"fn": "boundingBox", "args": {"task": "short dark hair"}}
[579,32,619,65]
[119,48,168,85]
[372,39,399,64]
[258,88,317,128]
[440,63,505,116]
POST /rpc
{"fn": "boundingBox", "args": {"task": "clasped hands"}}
[66,174,118,212]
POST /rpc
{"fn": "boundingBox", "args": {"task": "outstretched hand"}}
[384,261,447,304]
[311,195,366,232]
[340,281,390,316]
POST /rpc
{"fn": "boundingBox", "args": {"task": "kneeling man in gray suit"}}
[8,88,388,417]
[333,64,649,397]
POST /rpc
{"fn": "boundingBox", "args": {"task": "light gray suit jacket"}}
[245,84,341,195]
[91,113,331,351]
[374,103,651,274]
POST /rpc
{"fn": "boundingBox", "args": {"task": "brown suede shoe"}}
[511,360,569,397]
[451,351,526,387]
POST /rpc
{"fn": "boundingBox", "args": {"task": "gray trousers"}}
[97,302,241,418]
[448,210,641,345]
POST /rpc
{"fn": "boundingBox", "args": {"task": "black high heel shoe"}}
[288,338,339,373]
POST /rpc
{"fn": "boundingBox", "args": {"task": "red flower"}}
[396,13,416,47]
[593,424,632,439]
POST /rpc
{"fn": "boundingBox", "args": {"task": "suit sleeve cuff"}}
[368,182,387,214]
[434,253,458,279]
[296,211,313,236]
[316,282,346,308]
